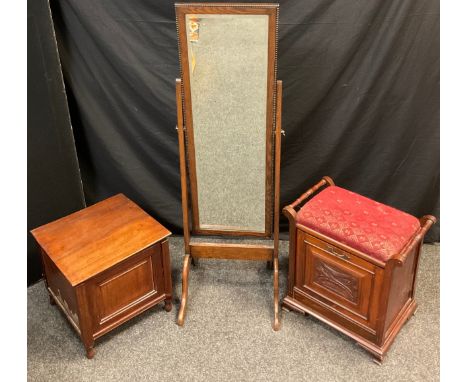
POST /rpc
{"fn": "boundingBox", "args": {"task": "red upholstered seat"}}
[296,186,420,262]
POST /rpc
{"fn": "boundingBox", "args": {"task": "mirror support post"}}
[273,80,283,331]
[176,79,191,253]
[176,79,192,326]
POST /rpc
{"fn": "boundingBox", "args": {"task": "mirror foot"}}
[177,255,191,326]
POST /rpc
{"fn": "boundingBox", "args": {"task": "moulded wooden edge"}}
[282,295,417,363]
[295,224,386,268]
[175,3,279,10]
[66,239,171,287]
[190,242,273,260]
[92,294,168,340]
[192,227,271,238]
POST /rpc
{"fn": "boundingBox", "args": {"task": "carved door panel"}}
[296,231,378,328]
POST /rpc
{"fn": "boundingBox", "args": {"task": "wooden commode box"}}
[282,177,436,363]
[31,194,173,359]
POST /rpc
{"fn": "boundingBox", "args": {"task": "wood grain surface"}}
[31,194,171,286]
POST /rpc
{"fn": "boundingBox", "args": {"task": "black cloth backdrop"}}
[50,0,440,241]
[28,0,85,285]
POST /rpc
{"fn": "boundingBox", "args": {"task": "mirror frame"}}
[175,3,279,237]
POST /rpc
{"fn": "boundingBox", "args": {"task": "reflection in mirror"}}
[185,14,269,232]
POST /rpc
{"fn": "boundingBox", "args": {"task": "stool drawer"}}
[303,234,375,272]
[295,230,383,329]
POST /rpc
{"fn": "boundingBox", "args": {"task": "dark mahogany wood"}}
[190,243,273,260]
[282,177,436,363]
[176,79,191,255]
[174,3,282,330]
[31,194,173,359]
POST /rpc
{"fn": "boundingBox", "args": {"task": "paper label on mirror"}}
[188,16,200,42]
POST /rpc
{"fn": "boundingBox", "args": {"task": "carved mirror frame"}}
[175,3,282,330]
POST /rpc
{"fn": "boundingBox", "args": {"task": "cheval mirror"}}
[175,3,282,330]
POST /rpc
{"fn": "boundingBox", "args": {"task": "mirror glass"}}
[185,14,270,232]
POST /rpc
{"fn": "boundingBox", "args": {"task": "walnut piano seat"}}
[282,176,436,363]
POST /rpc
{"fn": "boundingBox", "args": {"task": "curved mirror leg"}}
[273,257,281,331]
[177,254,191,326]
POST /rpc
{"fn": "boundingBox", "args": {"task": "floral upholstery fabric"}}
[296,186,420,262]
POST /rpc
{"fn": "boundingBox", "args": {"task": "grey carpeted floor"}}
[27,237,439,381]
